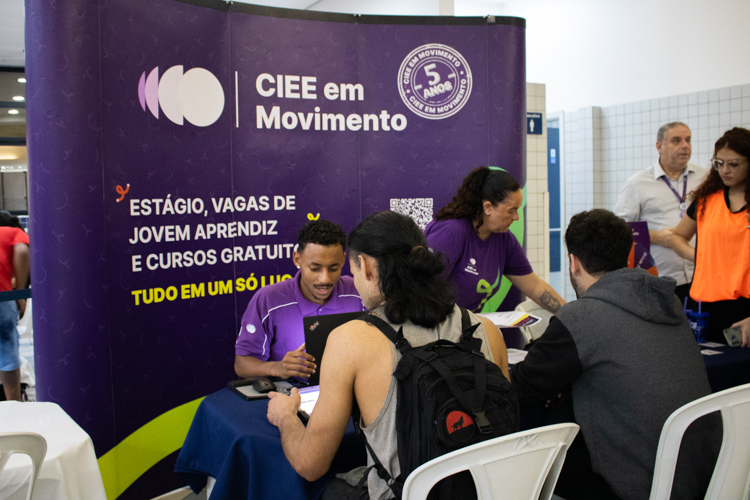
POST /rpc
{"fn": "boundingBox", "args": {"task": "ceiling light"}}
[18,78,26,83]
[12,96,24,101]
[8,110,19,115]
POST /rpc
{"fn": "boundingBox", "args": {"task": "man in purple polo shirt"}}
[235,220,364,380]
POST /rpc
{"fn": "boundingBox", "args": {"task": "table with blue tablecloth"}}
[174,387,366,500]
[700,343,750,392]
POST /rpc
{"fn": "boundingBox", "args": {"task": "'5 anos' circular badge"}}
[397,43,473,120]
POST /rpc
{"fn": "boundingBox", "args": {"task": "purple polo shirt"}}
[235,271,364,361]
[424,218,533,311]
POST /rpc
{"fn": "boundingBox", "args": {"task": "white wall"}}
[10,0,749,114]
[463,0,750,112]
[0,0,24,66]
[309,0,440,15]
[560,82,750,299]
[239,0,750,114]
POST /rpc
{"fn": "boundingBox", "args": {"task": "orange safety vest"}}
[690,190,750,302]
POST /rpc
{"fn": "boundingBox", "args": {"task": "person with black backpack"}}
[267,211,519,499]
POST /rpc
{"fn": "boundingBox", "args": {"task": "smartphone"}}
[723,326,742,348]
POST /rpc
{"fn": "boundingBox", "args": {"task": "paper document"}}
[477,311,541,328]
[698,342,724,348]
[507,348,529,365]
[700,349,723,356]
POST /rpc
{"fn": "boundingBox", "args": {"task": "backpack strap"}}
[351,321,406,498]
[460,306,472,331]
[459,307,482,351]
[415,351,494,434]
[360,437,404,498]
[415,308,493,434]
[351,400,404,498]
[359,313,412,353]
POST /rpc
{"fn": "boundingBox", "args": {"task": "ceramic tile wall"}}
[561,107,600,299]
[558,82,750,300]
[600,84,750,209]
[525,83,549,281]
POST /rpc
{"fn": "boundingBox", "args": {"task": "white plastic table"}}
[0,401,106,500]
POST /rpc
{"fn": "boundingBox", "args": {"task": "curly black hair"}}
[691,127,750,217]
[435,167,520,231]
[297,219,346,252]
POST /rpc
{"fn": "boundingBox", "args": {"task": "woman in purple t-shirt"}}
[424,166,565,313]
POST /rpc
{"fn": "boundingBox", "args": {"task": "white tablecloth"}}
[0,401,106,500]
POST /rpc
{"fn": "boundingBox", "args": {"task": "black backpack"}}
[354,308,519,499]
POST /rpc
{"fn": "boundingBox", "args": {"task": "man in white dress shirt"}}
[614,122,709,303]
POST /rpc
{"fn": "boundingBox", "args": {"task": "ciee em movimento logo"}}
[138,66,225,127]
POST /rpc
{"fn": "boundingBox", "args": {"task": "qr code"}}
[390,198,434,230]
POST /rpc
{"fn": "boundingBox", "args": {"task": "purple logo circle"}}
[398,44,473,120]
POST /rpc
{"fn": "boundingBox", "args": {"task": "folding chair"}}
[0,432,48,500]
[649,383,750,500]
[402,423,579,500]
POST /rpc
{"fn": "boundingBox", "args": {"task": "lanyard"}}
[660,171,688,211]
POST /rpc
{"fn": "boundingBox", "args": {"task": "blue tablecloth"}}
[701,344,750,393]
[174,387,366,500]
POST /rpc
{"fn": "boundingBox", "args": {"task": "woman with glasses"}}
[672,127,750,346]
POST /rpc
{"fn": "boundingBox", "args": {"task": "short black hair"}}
[565,209,632,275]
[0,211,23,230]
[297,219,346,252]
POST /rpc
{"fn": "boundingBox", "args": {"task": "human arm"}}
[613,179,676,248]
[510,317,583,406]
[235,288,316,379]
[732,317,750,348]
[507,272,565,313]
[670,214,697,263]
[234,344,316,379]
[649,228,675,249]
[13,243,29,317]
[479,316,509,380]
[267,327,358,481]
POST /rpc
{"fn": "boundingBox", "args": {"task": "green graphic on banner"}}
[98,397,204,499]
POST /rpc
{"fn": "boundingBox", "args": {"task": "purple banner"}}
[26,0,525,497]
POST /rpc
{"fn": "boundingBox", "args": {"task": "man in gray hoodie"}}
[511,209,720,500]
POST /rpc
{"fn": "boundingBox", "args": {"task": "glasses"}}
[711,158,745,171]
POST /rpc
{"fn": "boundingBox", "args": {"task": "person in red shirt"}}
[0,211,30,401]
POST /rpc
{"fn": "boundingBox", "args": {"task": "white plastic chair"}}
[0,432,48,500]
[514,299,554,345]
[401,423,579,500]
[649,382,750,500]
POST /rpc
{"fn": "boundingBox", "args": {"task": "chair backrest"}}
[0,432,48,500]
[514,300,554,344]
[401,423,579,500]
[649,382,750,500]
